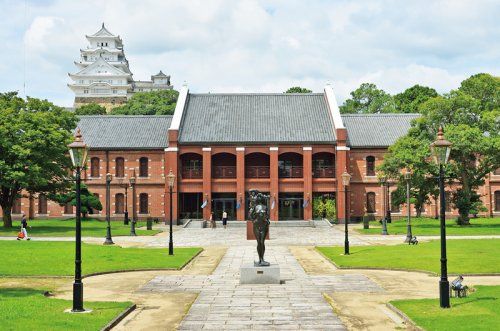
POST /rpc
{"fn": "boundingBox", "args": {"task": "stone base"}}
[240,264,280,284]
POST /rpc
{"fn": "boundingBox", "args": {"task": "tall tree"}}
[394,84,438,113]
[0,92,77,227]
[75,103,107,115]
[285,86,312,93]
[51,183,102,216]
[339,83,395,114]
[110,89,179,115]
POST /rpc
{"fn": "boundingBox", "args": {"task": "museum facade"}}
[7,85,500,222]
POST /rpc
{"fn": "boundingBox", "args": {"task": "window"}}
[139,157,148,177]
[38,194,47,214]
[366,156,375,176]
[115,193,124,214]
[366,192,376,213]
[64,202,73,214]
[12,197,22,214]
[445,194,452,212]
[115,157,125,177]
[112,89,117,94]
[494,168,500,175]
[139,193,148,214]
[90,157,100,177]
[83,89,89,94]
[390,192,400,213]
[495,191,500,212]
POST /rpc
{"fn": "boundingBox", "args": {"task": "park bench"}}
[450,275,468,298]
[408,236,418,245]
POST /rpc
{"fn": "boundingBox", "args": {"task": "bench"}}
[450,275,468,298]
[408,236,418,245]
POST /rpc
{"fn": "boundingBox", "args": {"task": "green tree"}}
[110,89,179,115]
[313,197,325,219]
[394,85,438,113]
[0,92,77,227]
[285,86,312,93]
[75,103,107,115]
[324,199,336,220]
[51,183,102,216]
[340,83,395,114]
[459,73,500,111]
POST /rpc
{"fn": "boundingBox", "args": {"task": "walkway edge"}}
[385,302,423,331]
[101,304,137,331]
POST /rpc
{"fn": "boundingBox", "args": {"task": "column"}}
[303,147,313,220]
[202,147,212,220]
[165,147,179,223]
[336,128,349,223]
[269,147,279,221]
[236,147,245,221]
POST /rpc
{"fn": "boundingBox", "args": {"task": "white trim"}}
[236,147,245,152]
[202,147,212,152]
[324,84,345,129]
[336,146,350,151]
[169,85,188,131]
[164,147,178,152]
[303,147,312,151]
[269,147,279,151]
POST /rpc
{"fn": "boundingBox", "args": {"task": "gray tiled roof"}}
[341,113,420,148]
[178,93,336,144]
[77,115,171,149]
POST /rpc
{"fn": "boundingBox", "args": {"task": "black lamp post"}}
[430,126,452,309]
[404,168,413,243]
[341,169,351,255]
[68,128,88,312]
[129,170,137,236]
[386,180,392,223]
[379,176,389,235]
[104,173,114,245]
[167,169,175,255]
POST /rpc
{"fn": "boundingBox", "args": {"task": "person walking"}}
[222,210,228,229]
[210,212,216,229]
[18,213,30,240]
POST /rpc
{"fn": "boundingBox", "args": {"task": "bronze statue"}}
[248,189,270,267]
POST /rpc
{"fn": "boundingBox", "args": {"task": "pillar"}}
[270,147,279,221]
[202,147,212,220]
[303,147,313,220]
[236,147,245,221]
[336,128,349,223]
[165,147,179,223]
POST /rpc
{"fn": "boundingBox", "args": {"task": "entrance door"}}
[212,199,236,220]
[278,194,303,220]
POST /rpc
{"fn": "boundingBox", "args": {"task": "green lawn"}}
[317,239,500,274]
[357,217,500,236]
[392,286,499,331]
[0,288,131,331]
[0,218,161,237]
[0,241,202,276]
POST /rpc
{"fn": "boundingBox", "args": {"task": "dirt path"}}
[290,246,500,331]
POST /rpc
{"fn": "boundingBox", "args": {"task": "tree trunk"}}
[2,209,13,228]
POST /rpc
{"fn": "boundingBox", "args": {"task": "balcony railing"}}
[246,166,270,178]
[279,166,303,178]
[181,167,203,179]
[313,166,336,178]
[212,166,236,179]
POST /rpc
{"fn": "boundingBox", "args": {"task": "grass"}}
[0,218,161,237]
[356,217,500,236]
[317,239,500,274]
[392,285,499,331]
[0,241,202,276]
[0,288,131,331]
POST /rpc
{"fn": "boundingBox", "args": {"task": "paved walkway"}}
[140,245,382,330]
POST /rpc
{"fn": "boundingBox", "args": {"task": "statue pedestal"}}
[240,264,280,284]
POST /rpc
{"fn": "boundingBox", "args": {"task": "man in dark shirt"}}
[18,213,30,240]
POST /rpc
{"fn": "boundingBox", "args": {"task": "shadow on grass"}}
[0,288,41,298]
[452,296,497,308]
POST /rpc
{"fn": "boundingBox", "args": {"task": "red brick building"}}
[5,85,500,221]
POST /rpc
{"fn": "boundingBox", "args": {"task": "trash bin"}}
[147,217,153,230]
[363,216,370,229]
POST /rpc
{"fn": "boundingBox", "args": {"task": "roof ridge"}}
[78,115,173,118]
[189,93,324,96]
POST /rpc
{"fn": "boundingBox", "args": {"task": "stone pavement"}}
[140,245,383,330]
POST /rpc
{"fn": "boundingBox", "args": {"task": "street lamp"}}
[430,126,452,309]
[104,173,114,245]
[341,169,351,255]
[68,128,88,312]
[404,168,412,243]
[379,176,389,235]
[386,180,392,223]
[167,169,175,255]
[129,170,137,236]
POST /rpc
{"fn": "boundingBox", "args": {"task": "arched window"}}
[12,197,22,214]
[38,194,47,214]
[139,193,148,214]
[64,202,73,214]
[495,191,500,212]
[390,191,400,213]
[115,193,124,214]
[139,157,148,177]
[366,192,376,213]
[90,157,100,177]
[366,156,375,176]
[115,157,125,177]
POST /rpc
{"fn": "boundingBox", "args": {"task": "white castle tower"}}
[68,23,172,110]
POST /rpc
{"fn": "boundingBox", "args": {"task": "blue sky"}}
[0,0,499,106]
